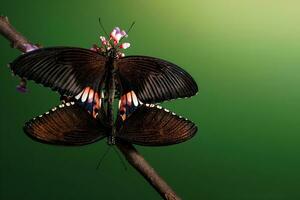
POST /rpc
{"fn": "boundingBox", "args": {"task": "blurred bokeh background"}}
[1,0,300,199]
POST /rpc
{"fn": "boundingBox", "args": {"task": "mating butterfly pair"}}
[10,27,198,146]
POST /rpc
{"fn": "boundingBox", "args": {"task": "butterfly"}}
[10,26,198,146]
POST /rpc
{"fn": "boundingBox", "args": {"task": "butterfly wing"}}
[117,56,198,103]
[24,102,108,146]
[10,47,107,97]
[116,104,197,146]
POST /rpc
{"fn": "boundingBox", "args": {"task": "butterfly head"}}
[91,27,130,59]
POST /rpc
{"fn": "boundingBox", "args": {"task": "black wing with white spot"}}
[116,104,197,146]
[24,102,108,146]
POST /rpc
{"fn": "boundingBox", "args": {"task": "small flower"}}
[115,31,125,42]
[16,85,28,93]
[99,36,108,45]
[110,27,127,44]
[24,44,38,52]
[110,28,117,40]
[116,52,126,58]
[16,78,28,93]
[119,43,130,49]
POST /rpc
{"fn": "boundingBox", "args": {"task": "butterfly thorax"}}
[105,57,117,145]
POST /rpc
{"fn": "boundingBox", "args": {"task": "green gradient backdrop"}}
[1,1,300,199]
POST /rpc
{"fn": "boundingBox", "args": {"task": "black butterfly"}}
[10,26,198,146]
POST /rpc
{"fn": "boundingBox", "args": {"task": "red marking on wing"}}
[119,90,142,121]
[75,87,102,119]
[88,89,94,103]
[127,92,132,107]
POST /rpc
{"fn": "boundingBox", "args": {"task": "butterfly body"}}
[106,60,117,145]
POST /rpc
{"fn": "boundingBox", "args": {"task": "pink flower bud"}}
[120,43,130,49]
[16,79,28,93]
[100,36,107,45]
[24,44,38,52]
[110,27,128,44]
[100,36,106,41]
[110,29,116,39]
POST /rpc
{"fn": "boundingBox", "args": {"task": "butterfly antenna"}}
[112,146,128,171]
[96,145,111,170]
[126,21,136,35]
[119,21,136,43]
[98,18,110,39]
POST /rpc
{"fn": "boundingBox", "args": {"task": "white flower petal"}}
[120,42,130,49]
[121,30,127,37]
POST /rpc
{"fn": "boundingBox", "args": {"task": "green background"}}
[1,0,300,199]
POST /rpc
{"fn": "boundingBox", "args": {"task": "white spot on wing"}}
[81,88,89,102]
[75,91,83,100]
[131,91,139,106]
[118,100,121,109]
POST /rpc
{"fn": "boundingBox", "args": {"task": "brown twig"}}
[0,16,37,52]
[0,16,181,200]
[117,143,180,200]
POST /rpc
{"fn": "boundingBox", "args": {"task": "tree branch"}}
[0,16,181,200]
[0,16,37,52]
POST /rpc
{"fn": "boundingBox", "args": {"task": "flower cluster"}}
[91,27,130,58]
